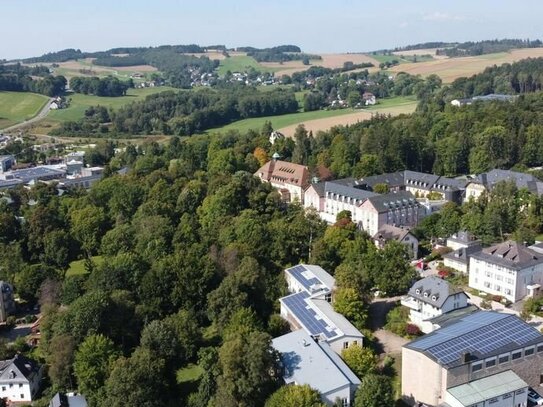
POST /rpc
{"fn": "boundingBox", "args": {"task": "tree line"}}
[0,64,66,96]
[70,76,134,97]
[437,38,543,57]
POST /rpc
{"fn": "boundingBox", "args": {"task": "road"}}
[369,296,409,355]
[1,97,54,133]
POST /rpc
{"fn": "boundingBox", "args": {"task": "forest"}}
[70,76,134,97]
[0,64,66,96]
[437,38,543,57]
[51,86,299,137]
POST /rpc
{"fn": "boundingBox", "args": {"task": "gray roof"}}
[50,393,88,407]
[470,241,543,270]
[404,170,440,187]
[306,182,325,197]
[447,231,481,247]
[408,276,466,308]
[443,244,482,265]
[311,298,365,338]
[428,304,479,326]
[405,311,543,368]
[358,172,406,189]
[4,166,65,183]
[373,224,413,242]
[447,370,527,406]
[272,330,360,395]
[475,169,543,195]
[325,179,378,202]
[365,191,418,213]
[0,354,41,383]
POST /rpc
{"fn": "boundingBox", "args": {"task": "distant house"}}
[50,392,88,407]
[0,282,15,323]
[469,240,543,302]
[280,264,364,355]
[465,169,543,202]
[269,131,285,145]
[0,156,15,173]
[443,231,482,273]
[254,159,310,203]
[362,92,376,105]
[272,330,360,406]
[373,224,418,259]
[451,94,516,107]
[0,354,43,403]
[401,276,470,333]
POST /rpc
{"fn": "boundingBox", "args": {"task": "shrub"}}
[406,324,422,337]
[480,299,492,310]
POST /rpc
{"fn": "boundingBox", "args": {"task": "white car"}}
[528,388,543,405]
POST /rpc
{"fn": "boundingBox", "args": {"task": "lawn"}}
[0,91,49,129]
[66,255,104,277]
[176,364,204,384]
[206,96,417,135]
[217,55,280,75]
[46,86,178,123]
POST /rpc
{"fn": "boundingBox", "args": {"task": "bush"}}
[406,324,422,337]
[480,299,492,310]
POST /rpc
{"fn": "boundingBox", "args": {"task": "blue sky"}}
[2,0,543,59]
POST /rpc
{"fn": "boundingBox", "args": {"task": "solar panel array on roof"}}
[287,265,325,292]
[408,312,542,366]
[281,292,339,339]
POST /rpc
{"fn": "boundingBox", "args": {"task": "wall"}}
[322,384,353,407]
[402,348,443,406]
[303,187,324,212]
[329,335,364,355]
[444,257,468,274]
[0,382,32,403]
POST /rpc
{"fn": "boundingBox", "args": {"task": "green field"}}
[0,91,49,129]
[46,86,178,123]
[66,255,104,277]
[206,96,416,134]
[218,55,280,75]
[371,53,434,64]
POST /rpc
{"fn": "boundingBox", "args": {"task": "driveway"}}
[369,296,409,355]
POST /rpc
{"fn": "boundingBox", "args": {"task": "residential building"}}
[254,158,309,203]
[0,282,15,323]
[443,231,482,273]
[50,392,88,407]
[358,191,422,237]
[303,182,325,212]
[465,169,543,203]
[0,155,15,173]
[322,178,378,224]
[362,92,376,105]
[401,276,469,333]
[280,264,364,354]
[269,131,285,145]
[272,330,360,406]
[0,354,43,403]
[469,241,543,302]
[402,311,543,406]
[373,224,419,260]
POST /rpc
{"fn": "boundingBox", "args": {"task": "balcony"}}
[401,296,421,311]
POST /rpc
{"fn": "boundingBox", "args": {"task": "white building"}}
[272,330,360,406]
[443,231,482,274]
[401,276,470,333]
[280,264,364,355]
[0,354,42,404]
[50,392,88,407]
[254,158,309,203]
[321,179,378,224]
[373,224,419,260]
[469,241,543,302]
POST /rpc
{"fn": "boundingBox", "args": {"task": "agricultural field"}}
[217,55,281,75]
[206,96,417,136]
[0,91,49,129]
[388,47,543,83]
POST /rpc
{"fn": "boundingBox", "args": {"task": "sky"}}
[2,0,543,59]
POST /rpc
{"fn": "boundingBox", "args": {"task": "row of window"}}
[1,383,24,390]
[471,344,543,372]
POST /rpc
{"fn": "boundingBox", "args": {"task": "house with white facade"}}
[373,224,419,260]
[303,182,325,213]
[358,191,422,237]
[0,354,43,404]
[321,178,378,224]
[464,169,543,203]
[402,311,542,407]
[401,276,470,333]
[469,241,543,302]
[272,330,360,406]
[443,231,482,274]
[254,158,310,203]
[280,264,364,355]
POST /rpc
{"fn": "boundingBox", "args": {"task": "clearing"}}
[392,47,449,60]
[207,96,416,136]
[388,47,543,83]
[66,255,104,277]
[0,91,49,129]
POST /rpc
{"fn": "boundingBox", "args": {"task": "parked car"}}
[528,388,543,405]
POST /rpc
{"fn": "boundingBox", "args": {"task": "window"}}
[485,357,496,368]
[20,394,23,399]
[343,342,349,349]
[525,346,535,356]
[471,362,483,373]
[342,398,349,407]
[489,398,499,404]
[511,350,522,360]
[499,354,510,364]
[18,383,22,388]
[9,384,12,388]
[537,343,543,353]
[1,386,4,391]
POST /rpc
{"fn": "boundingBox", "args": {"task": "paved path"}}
[369,297,409,355]
[2,97,54,133]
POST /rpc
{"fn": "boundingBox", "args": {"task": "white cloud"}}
[422,12,466,22]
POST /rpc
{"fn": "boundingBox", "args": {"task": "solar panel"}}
[286,265,323,291]
[281,292,339,339]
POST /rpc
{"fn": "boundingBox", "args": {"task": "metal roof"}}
[408,276,466,309]
[446,370,527,406]
[272,330,360,395]
[405,311,543,367]
[324,179,378,202]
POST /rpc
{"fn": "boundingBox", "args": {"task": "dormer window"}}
[423,292,428,298]
[415,289,421,294]
[432,295,437,301]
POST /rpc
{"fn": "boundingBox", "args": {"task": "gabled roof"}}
[305,182,325,197]
[443,244,482,265]
[285,264,336,293]
[471,240,543,270]
[447,231,480,246]
[408,276,465,309]
[0,354,41,383]
[373,224,413,242]
[324,179,378,202]
[364,191,418,213]
[473,169,543,195]
[405,311,543,368]
[357,171,406,189]
[255,160,309,188]
[272,330,360,395]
